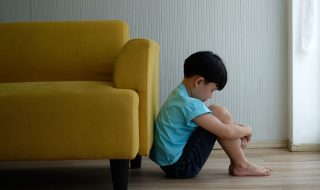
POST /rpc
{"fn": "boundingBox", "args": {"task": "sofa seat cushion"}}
[0,81,139,160]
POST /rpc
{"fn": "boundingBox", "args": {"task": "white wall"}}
[290,0,320,146]
[0,0,288,143]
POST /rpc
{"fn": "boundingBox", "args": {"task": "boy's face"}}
[192,77,218,102]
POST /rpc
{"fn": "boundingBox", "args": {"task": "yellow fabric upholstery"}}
[0,20,129,82]
[0,81,139,160]
[114,39,160,155]
[0,20,159,161]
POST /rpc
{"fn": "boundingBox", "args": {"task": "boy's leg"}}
[208,105,272,176]
[161,127,217,178]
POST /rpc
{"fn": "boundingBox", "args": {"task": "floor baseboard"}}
[288,143,320,152]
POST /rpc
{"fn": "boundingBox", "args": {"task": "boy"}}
[150,51,272,178]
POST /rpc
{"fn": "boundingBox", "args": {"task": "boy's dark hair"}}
[184,51,227,90]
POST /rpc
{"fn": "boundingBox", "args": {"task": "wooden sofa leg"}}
[130,154,142,169]
[110,159,129,190]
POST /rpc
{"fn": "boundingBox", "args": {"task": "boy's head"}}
[184,51,227,91]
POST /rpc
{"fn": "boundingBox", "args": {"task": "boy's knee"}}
[208,104,216,111]
[209,105,233,124]
[208,104,227,115]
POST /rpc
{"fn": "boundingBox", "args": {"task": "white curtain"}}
[300,0,315,54]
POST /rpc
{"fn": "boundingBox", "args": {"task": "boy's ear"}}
[194,76,205,87]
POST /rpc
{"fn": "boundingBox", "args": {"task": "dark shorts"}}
[160,127,217,178]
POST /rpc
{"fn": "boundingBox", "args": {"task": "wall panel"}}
[0,0,288,142]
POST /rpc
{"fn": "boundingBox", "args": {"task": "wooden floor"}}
[0,148,320,190]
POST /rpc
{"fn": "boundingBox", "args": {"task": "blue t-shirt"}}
[149,83,211,166]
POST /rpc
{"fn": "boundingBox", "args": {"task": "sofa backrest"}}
[0,20,129,82]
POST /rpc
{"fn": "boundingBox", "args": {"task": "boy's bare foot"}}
[229,162,272,176]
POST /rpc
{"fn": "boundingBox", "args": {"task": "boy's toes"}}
[265,168,272,176]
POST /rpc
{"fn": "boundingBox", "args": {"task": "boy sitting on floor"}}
[150,51,272,178]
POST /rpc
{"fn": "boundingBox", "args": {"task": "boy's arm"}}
[193,114,252,139]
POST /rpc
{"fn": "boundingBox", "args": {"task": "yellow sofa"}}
[0,20,159,189]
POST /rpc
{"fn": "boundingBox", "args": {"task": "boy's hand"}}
[245,132,252,143]
[240,132,252,149]
[240,134,252,149]
[235,123,252,149]
[240,137,248,149]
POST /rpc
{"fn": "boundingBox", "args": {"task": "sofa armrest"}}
[113,39,160,156]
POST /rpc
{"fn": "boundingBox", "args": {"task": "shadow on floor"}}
[0,166,113,190]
